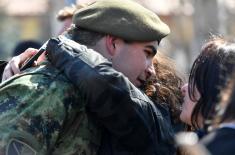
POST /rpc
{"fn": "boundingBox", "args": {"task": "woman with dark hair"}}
[180,37,235,136]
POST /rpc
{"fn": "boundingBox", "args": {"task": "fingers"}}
[1,48,38,82]
[20,48,38,64]
[2,63,14,82]
[36,51,47,64]
[2,56,21,82]
[9,56,21,75]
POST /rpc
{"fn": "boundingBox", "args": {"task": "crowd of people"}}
[0,0,235,155]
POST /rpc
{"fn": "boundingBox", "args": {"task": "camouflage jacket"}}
[46,36,175,155]
[0,62,101,155]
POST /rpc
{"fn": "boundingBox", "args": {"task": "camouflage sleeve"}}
[0,64,82,155]
[46,36,170,150]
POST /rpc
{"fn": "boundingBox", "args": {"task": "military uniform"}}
[0,62,101,155]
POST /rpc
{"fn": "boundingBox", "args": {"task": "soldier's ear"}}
[105,35,118,56]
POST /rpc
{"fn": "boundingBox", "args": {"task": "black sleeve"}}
[0,60,8,80]
[46,36,168,150]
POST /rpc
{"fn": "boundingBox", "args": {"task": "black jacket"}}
[200,127,235,155]
[0,60,7,80]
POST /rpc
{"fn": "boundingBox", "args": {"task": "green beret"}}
[72,0,170,42]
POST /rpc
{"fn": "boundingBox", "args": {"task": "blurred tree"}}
[189,0,224,64]
[65,0,76,5]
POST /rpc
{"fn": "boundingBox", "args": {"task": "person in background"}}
[12,40,42,56]
[56,4,87,35]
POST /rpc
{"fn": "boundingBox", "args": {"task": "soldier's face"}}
[112,40,158,87]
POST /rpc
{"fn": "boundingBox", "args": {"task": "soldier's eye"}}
[144,50,153,58]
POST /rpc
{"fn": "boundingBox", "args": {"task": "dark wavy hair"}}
[188,37,235,129]
[213,72,235,126]
[145,52,184,126]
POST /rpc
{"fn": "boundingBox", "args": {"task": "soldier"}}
[0,0,174,154]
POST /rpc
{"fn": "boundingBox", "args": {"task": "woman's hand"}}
[2,48,38,82]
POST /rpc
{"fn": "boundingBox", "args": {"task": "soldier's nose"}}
[145,64,155,80]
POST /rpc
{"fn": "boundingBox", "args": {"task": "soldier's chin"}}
[135,81,141,87]
[137,82,147,90]
[132,79,145,89]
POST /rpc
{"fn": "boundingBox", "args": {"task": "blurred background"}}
[0,0,235,74]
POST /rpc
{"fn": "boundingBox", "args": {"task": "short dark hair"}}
[65,24,135,47]
[66,25,105,47]
[188,37,235,129]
